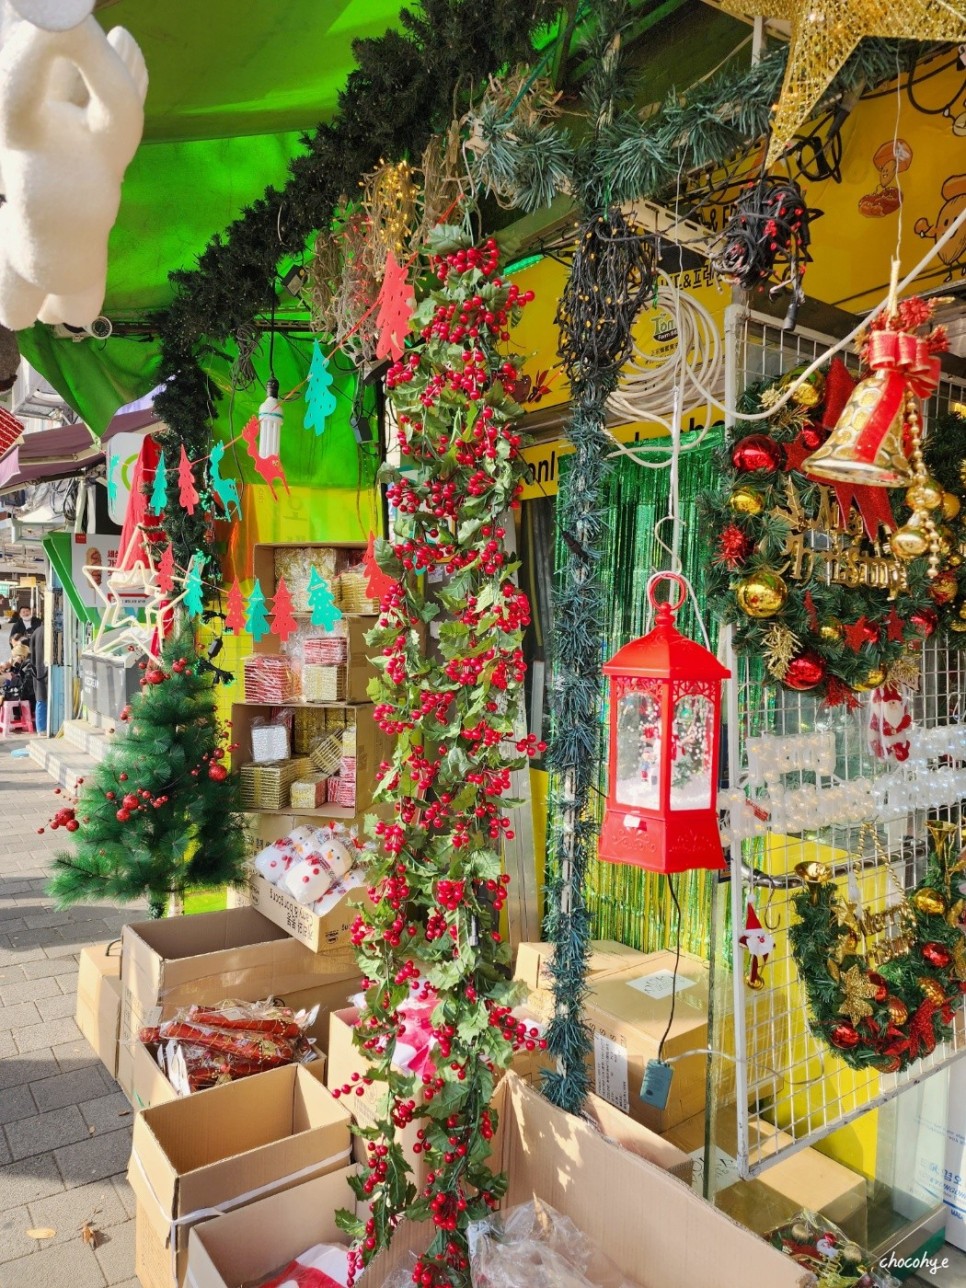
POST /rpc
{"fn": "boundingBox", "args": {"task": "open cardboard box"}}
[187,1168,356,1288]
[76,941,123,1078]
[238,864,364,954]
[359,1072,813,1288]
[514,939,654,1021]
[129,1063,352,1288]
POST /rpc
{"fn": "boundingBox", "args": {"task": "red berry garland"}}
[338,234,543,1288]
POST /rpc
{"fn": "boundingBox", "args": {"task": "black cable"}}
[657,873,683,1064]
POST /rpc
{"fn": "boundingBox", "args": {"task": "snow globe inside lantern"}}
[600,573,730,873]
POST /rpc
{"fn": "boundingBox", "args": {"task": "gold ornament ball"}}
[946,899,966,928]
[854,666,887,692]
[818,618,845,643]
[736,572,788,619]
[912,888,947,917]
[841,1244,864,1265]
[728,485,766,517]
[942,491,962,520]
[906,477,944,511]
[745,973,765,991]
[959,603,966,620]
[841,929,859,954]
[789,370,825,408]
[919,977,948,1006]
[937,525,957,557]
[890,523,930,561]
[931,570,960,604]
[949,554,963,568]
[789,1221,811,1243]
[887,997,909,1025]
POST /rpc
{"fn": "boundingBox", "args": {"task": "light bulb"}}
[258,377,283,459]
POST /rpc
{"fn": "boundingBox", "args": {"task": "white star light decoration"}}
[84,531,195,664]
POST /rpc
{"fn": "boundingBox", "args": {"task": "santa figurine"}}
[867,683,912,763]
[738,903,775,991]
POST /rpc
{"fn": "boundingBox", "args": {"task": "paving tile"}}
[5,1105,88,1162]
[51,1038,99,1071]
[78,1094,131,1138]
[16,1017,82,1054]
[36,994,77,1022]
[0,966,26,987]
[20,958,76,981]
[0,1153,65,1210]
[21,912,72,932]
[0,1056,56,1092]
[0,1001,41,1031]
[93,1217,134,1285]
[0,976,60,1007]
[27,1176,130,1246]
[0,1035,15,1061]
[109,1176,135,1220]
[31,1065,111,1114]
[41,943,84,961]
[0,1203,32,1265]
[0,1084,37,1126]
[0,945,49,968]
[0,1237,108,1288]
[54,1128,131,1186]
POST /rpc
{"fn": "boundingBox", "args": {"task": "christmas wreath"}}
[922,409,966,637]
[701,358,954,707]
[789,823,966,1074]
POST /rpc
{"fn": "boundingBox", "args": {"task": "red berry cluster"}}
[345,242,540,1287]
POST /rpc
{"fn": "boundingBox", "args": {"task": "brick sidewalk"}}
[0,744,143,1288]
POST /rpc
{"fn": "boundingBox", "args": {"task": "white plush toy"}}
[0,2,147,329]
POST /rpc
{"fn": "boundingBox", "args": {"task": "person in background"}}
[29,612,47,734]
[9,603,39,645]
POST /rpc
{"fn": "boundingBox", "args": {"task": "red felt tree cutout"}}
[363,531,395,603]
[157,543,175,594]
[270,577,298,642]
[240,415,289,501]
[375,252,413,363]
[177,445,200,515]
[225,578,246,633]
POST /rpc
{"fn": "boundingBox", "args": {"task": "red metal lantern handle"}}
[647,572,687,616]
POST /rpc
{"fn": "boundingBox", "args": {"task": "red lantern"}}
[599,574,730,873]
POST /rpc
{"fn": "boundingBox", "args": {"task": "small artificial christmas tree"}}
[307,566,341,630]
[178,445,200,515]
[47,624,248,918]
[270,576,298,641]
[225,577,246,633]
[149,448,167,516]
[157,543,176,594]
[245,577,271,642]
[304,339,337,436]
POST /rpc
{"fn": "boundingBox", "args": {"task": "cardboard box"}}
[365,1073,813,1288]
[119,971,358,1105]
[584,952,712,1132]
[187,1169,355,1288]
[240,865,363,954]
[665,1111,866,1239]
[118,907,358,1099]
[582,1091,693,1185]
[514,939,652,1020]
[230,702,390,816]
[76,941,123,1077]
[128,1063,352,1288]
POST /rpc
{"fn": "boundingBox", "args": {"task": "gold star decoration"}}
[719,1,966,167]
[832,899,860,934]
[837,964,879,1025]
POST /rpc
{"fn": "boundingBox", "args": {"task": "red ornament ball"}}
[731,435,786,474]
[118,773,128,782]
[911,607,939,638]
[783,650,827,691]
[868,972,888,1004]
[66,820,79,832]
[799,424,826,451]
[208,763,228,782]
[922,941,952,970]
[144,669,166,685]
[116,808,131,822]
[829,1022,861,1050]
[121,793,139,810]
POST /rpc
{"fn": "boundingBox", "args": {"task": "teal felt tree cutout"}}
[304,340,337,436]
[225,578,246,633]
[178,445,200,515]
[182,557,205,618]
[157,543,175,594]
[149,449,167,516]
[307,566,342,630]
[375,252,413,363]
[245,578,271,643]
[270,577,298,642]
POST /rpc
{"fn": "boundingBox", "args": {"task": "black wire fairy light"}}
[556,208,657,385]
[710,175,814,330]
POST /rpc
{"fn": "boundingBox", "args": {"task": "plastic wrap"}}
[766,1211,900,1287]
[259,1241,349,1288]
[244,656,300,704]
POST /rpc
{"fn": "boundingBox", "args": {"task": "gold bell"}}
[803,369,914,487]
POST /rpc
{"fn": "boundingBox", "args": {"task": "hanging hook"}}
[762,881,781,932]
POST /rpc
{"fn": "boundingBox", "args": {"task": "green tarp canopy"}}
[18,0,407,483]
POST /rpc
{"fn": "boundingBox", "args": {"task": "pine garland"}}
[789,824,966,1074]
[337,231,543,1288]
[46,625,247,918]
[149,0,558,576]
[923,411,966,638]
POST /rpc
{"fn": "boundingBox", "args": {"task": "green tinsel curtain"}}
[550,426,726,960]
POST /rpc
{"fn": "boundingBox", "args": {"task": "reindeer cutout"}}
[209,440,242,520]
[240,415,289,501]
